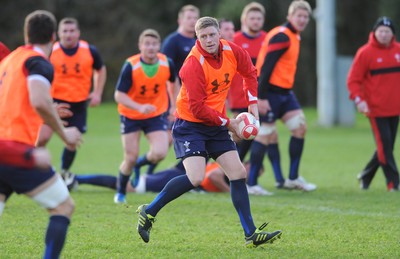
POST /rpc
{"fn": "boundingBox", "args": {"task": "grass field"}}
[1,103,399,258]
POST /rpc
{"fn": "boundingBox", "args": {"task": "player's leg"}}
[22,169,73,259]
[60,101,87,174]
[115,131,140,203]
[134,130,169,184]
[217,150,282,247]
[371,116,400,190]
[134,115,169,181]
[75,174,117,189]
[358,152,379,189]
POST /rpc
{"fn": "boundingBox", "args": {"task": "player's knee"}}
[124,153,138,167]
[285,114,306,132]
[258,124,276,137]
[32,175,73,216]
[149,149,167,163]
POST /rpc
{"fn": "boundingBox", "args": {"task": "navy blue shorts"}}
[260,91,301,123]
[0,165,55,199]
[172,119,237,160]
[54,98,88,133]
[120,115,168,134]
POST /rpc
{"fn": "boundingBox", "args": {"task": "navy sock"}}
[133,155,150,186]
[237,139,253,161]
[267,144,285,183]
[76,175,117,189]
[248,141,267,186]
[289,137,304,180]
[146,175,194,217]
[146,162,158,175]
[145,168,186,192]
[117,172,130,195]
[230,178,256,237]
[44,215,70,259]
[61,148,76,171]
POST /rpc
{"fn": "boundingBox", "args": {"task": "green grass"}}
[1,103,399,258]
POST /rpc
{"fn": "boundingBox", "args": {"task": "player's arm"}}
[89,45,107,106]
[347,48,369,114]
[230,42,259,120]
[167,58,178,120]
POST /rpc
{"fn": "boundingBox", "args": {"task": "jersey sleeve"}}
[89,45,104,70]
[347,47,368,101]
[115,61,133,93]
[230,42,258,105]
[25,56,54,83]
[167,57,177,82]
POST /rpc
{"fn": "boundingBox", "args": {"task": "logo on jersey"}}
[211,73,231,94]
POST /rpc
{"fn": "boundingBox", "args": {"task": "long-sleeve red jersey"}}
[347,32,400,117]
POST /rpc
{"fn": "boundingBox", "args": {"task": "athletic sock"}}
[44,215,70,259]
[61,148,76,171]
[133,155,150,186]
[267,143,285,183]
[146,162,158,175]
[289,137,304,180]
[146,175,194,217]
[230,178,256,237]
[248,141,267,186]
[76,175,117,189]
[117,171,130,195]
[237,139,253,161]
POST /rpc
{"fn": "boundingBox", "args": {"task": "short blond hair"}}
[240,2,265,24]
[178,4,200,19]
[138,29,161,44]
[288,0,312,16]
[195,17,219,36]
[59,17,79,29]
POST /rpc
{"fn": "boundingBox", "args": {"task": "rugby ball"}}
[236,112,260,140]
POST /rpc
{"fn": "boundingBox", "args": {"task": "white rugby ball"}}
[236,112,260,140]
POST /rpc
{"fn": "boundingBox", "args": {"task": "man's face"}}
[139,36,160,61]
[58,23,80,48]
[288,8,310,32]
[374,26,393,46]
[244,10,264,33]
[179,10,199,34]
[219,21,235,42]
[197,26,221,55]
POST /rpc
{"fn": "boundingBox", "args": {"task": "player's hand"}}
[139,104,156,114]
[63,127,83,148]
[32,147,52,170]
[356,101,369,114]
[89,92,102,107]
[55,102,73,119]
[258,99,270,116]
[227,117,243,140]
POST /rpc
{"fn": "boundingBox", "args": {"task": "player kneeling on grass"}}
[136,16,281,248]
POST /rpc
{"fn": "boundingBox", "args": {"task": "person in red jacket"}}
[136,16,281,248]
[347,17,400,191]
